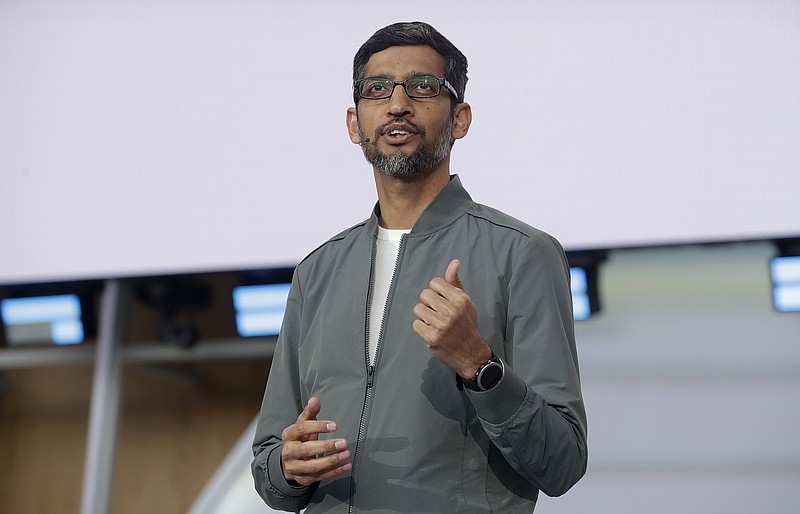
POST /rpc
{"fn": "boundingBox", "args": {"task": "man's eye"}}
[408,77,437,95]
[362,80,392,97]
[367,80,391,91]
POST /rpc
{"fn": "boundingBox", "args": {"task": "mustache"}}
[375,118,426,139]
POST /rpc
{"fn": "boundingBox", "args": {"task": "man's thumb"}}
[299,396,321,421]
[445,259,465,291]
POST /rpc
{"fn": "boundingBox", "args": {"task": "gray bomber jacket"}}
[252,175,587,513]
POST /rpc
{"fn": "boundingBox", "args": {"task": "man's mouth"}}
[381,123,419,145]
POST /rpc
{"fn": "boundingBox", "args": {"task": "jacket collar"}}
[366,175,474,237]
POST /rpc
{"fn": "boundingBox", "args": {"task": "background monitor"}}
[1,294,85,345]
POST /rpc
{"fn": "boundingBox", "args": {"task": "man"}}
[252,21,587,513]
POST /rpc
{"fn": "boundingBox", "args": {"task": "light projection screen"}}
[1,0,798,284]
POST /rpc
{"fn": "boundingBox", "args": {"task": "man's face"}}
[347,45,460,179]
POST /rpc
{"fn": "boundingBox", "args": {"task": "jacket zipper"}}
[348,233,406,513]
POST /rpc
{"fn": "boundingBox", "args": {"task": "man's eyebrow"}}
[363,70,438,80]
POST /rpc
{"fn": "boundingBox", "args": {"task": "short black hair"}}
[352,21,468,107]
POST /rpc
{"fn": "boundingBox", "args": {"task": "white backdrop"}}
[1,0,798,284]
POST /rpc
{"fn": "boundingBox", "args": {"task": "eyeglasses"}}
[354,75,458,100]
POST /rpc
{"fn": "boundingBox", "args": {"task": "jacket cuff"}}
[266,445,313,498]
[466,362,528,424]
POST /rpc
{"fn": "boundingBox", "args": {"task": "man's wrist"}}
[458,344,493,380]
[458,347,504,392]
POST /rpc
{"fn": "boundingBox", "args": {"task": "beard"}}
[359,116,454,179]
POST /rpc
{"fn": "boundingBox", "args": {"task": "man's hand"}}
[280,397,351,486]
[412,259,492,379]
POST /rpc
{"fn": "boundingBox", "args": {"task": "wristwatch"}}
[460,351,504,392]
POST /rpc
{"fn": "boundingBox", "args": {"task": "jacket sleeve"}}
[467,233,588,497]
[251,272,318,512]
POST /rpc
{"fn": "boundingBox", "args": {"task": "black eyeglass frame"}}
[353,75,460,102]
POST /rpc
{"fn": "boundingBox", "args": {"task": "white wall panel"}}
[1,0,799,283]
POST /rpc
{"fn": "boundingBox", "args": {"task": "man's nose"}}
[387,82,414,118]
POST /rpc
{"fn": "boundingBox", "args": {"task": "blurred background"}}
[1,1,798,513]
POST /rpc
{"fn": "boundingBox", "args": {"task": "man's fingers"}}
[412,318,433,343]
[426,258,468,299]
[282,438,352,486]
[285,437,348,460]
[420,280,469,316]
[282,419,337,443]
[412,302,432,325]
[418,287,448,313]
[281,397,351,485]
[292,461,353,485]
[295,396,324,441]
[285,455,353,486]
[313,461,353,482]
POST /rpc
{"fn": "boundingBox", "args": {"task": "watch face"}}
[478,361,503,390]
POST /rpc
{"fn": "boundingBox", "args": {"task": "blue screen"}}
[1,294,84,345]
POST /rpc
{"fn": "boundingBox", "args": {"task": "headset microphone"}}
[360,137,371,144]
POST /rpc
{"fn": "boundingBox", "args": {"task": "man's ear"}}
[346,107,361,144]
[451,102,472,140]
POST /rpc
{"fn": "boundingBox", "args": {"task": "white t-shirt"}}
[368,226,409,365]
